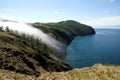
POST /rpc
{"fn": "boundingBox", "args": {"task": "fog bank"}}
[0,21,66,57]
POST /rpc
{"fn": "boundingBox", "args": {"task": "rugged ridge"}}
[0,31,72,76]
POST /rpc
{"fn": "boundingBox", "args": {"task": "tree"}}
[0,26,3,31]
[5,26,10,32]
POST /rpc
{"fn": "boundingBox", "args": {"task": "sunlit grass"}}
[0,32,16,39]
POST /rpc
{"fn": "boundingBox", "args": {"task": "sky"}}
[0,0,120,28]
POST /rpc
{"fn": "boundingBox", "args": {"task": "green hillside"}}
[32,20,95,45]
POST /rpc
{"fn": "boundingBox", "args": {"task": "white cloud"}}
[80,16,120,28]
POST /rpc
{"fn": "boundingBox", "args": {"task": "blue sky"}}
[0,0,120,27]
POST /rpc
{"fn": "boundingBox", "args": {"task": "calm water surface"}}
[65,29,120,68]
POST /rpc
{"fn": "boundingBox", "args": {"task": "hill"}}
[0,31,72,76]
[32,20,95,45]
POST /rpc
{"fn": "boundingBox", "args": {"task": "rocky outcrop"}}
[0,47,40,76]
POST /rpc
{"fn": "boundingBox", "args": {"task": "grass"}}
[0,64,119,80]
[0,31,16,39]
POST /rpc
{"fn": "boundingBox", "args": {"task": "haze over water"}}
[65,29,120,68]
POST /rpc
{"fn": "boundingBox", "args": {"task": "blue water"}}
[65,29,120,68]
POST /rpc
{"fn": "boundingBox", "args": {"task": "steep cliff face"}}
[32,20,95,45]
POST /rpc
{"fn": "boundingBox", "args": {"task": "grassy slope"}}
[0,31,72,76]
[32,20,95,45]
[0,64,120,80]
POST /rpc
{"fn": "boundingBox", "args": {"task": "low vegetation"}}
[0,64,120,80]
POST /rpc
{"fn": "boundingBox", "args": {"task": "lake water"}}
[64,29,120,68]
